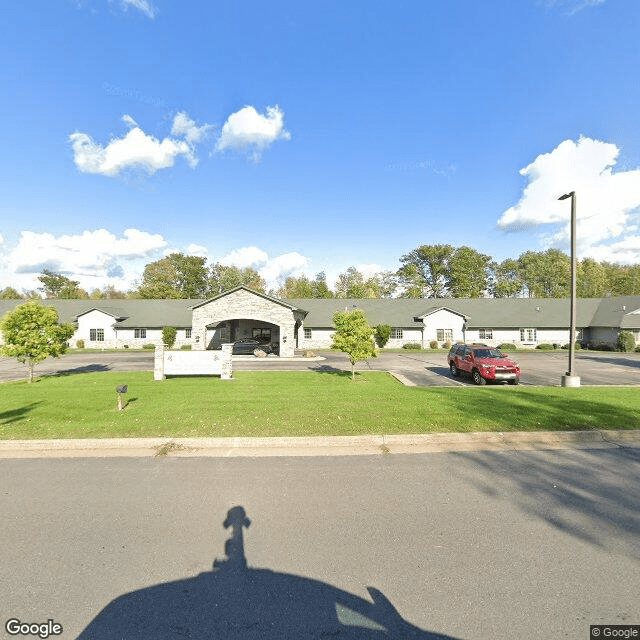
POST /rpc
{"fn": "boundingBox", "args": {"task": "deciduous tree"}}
[517,249,570,298]
[448,246,492,297]
[0,301,75,383]
[334,267,388,298]
[137,253,209,298]
[0,287,22,299]
[577,258,609,297]
[397,244,454,298]
[38,269,88,299]
[491,259,524,298]
[208,263,266,295]
[330,309,377,380]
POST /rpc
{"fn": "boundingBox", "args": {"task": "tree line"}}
[3,245,640,301]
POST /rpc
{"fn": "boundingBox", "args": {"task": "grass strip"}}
[0,371,638,439]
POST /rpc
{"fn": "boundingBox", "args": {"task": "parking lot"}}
[1,349,640,386]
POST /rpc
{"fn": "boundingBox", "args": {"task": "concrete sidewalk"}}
[0,429,639,458]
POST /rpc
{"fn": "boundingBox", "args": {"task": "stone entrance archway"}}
[204,319,280,353]
[190,287,307,358]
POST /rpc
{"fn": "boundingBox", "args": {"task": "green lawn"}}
[1,370,638,439]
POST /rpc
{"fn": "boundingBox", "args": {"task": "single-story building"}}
[2,286,640,353]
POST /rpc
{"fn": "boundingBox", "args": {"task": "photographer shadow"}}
[78,506,457,639]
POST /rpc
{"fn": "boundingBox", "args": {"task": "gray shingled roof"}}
[286,297,603,328]
[591,296,640,329]
[286,299,426,327]
[0,299,202,328]
[2,293,640,331]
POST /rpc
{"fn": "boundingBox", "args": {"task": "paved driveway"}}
[1,350,640,386]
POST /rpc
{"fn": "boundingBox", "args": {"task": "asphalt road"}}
[1,450,639,639]
[2,349,640,386]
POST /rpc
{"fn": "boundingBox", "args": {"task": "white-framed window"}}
[185,328,192,339]
[479,329,493,340]
[90,328,104,342]
[437,329,453,342]
[134,328,146,339]
[520,328,537,342]
[391,328,403,339]
[304,327,312,340]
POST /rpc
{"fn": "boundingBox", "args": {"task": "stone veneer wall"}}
[191,289,300,357]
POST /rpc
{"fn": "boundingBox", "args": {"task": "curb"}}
[0,430,638,459]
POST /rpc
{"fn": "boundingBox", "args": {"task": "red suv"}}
[448,344,520,385]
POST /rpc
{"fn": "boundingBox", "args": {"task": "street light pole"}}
[559,191,580,387]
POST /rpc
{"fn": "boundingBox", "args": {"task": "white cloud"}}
[539,0,606,14]
[171,111,214,144]
[259,252,309,284]
[122,114,138,128]
[215,105,291,161]
[220,246,269,269]
[120,0,156,19]
[1,228,167,292]
[70,112,212,177]
[218,245,309,288]
[186,244,209,258]
[356,263,383,278]
[498,136,640,263]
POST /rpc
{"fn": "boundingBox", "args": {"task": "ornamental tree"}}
[0,301,75,383]
[162,326,177,348]
[331,309,377,380]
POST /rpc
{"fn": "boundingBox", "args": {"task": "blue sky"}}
[2,0,640,293]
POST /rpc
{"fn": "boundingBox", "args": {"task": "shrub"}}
[76,339,85,349]
[123,344,129,349]
[180,344,192,350]
[162,326,177,349]
[635,345,640,353]
[402,342,422,350]
[498,343,517,351]
[592,343,615,351]
[143,343,155,350]
[374,324,391,348]
[443,341,452,350]
[536,343,554,350]
[303,350,317,358]
[429,340,439,349]
[617,330,635,353]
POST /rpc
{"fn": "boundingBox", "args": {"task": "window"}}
[391,328,403,340]
[89,328,104,342]
[252,328,271,341]
[185,328,192,339]
[520,328,537,342]
[134,328,146,339]
[478,329,493,340]
[437,329,453,342]
[304,327,312,340]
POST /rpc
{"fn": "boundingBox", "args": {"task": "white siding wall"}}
[385,329,423,348]
[114,328,164,348]
[422,310,465,345]
[465,328,580,348]
[75,310,117,348]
